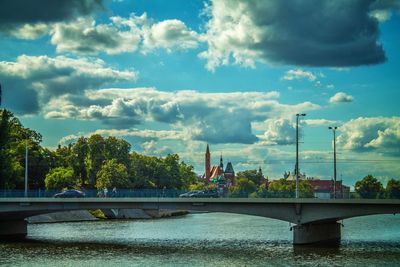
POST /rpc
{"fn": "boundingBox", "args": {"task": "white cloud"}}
[50,13,200,55]
[258,119,296,145]
[329,92,354,103]
[282,69,316,81]
[304,119,340,126]
[200,0,391,71]
[337,117,400,155]
[0,0,102,36]
[51,18,141,55]
[142,19,200,52]
[369,0,400,22]
[6,23,52,39]
[45,87,319,144]
[0,55,137,114]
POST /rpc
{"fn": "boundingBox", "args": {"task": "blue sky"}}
[1,0,399,186]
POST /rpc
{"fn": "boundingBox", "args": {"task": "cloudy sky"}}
[1,0,399,186]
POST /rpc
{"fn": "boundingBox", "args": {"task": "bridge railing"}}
[0,189,358,199]
[0,189,187,198]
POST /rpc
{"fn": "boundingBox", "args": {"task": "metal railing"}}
[0,189,370,199]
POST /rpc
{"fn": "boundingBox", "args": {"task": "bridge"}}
[1,198,400,245]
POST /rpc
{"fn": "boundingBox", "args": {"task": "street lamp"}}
[328,126,338,199]
[295,113,306,199]
[24,134,29,198]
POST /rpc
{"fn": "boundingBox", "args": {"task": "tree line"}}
[354,175,400,199]
[0,109,196,191]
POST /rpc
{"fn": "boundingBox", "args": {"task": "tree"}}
[256,183,269,198]
[129,153,197,190]
[229,178,257,197]
[45,167,77,190]
[160,154,181,189]
[104,136,131,167]
[129,153,158,188]
[236,170,264,185]
[355,175,384,199]
[0,109,22,189]
[26,146,57,189]
[54,144,73,168]
[179,161,197,190]
[0,109,45,189]
[385,179,400,199]
[189,182,207,191]
[95,159,130,190]
[87,134,106,188]
[71,137,88,187]
[268,179,313,198]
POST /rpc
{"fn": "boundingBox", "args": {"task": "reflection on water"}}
[1,213,400,266]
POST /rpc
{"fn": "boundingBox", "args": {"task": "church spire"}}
[205,144,211,180]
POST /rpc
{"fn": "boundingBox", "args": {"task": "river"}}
[1,213,400,266]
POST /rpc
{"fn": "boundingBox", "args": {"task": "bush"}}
[45,167,77,190]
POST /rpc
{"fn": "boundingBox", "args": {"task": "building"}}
[283,168,350,199]
[309,179,350,199]
[203,144,235,187]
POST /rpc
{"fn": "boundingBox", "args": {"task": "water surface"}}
[1,213,400,266]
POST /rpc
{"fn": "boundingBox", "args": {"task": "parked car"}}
[202,189,219,198]
[54,189,85,198]
[179,190,203,198]
[179,190,219,198]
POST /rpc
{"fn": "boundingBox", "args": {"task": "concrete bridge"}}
[1,198,400,245]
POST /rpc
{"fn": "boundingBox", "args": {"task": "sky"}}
[0,0,399,186]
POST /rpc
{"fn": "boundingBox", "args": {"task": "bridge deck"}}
[1,197,400,204]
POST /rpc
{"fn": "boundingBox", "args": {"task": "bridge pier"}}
[0,220,27,240]
[293,221,341,246]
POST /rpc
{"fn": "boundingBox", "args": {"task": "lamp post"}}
[24,137,28,197]
[328,126,338,199]
[295,113,306,198]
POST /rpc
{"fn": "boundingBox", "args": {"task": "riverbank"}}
[28,209,189,224]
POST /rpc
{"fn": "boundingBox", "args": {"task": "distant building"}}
[309,179,350,199]
[283,168,350,199]
[283,170,306,181]
[202,144,235,187]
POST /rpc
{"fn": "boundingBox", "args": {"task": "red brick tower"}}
[205,144,211,180]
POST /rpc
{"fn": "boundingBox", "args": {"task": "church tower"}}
[205,144,211,180]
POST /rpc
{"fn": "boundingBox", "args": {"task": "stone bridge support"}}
[293,221,341,245]
[0,220,27,240]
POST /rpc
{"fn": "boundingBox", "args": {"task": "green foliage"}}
[385,179,400,199]
[179,161,197,189]
[0,110,200,191]
[95,159,130,190]
[45,167,77,190]
[256,183,268,198]
[189,182,207,191]
[88,134,106,188]
[129,152,196,190]
[268,179,313,198]
[229,178,257,197]
[105,136,131,167]
[0,109,46,189]
[236,170,264,185]
[89,209,107,219]
[71,137,88,187]
[355,175,384,199]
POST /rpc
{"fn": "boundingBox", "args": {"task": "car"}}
[179,190,219,198]
[202,190,219,198]
[54,189,85,198]
[179,190,203,198]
